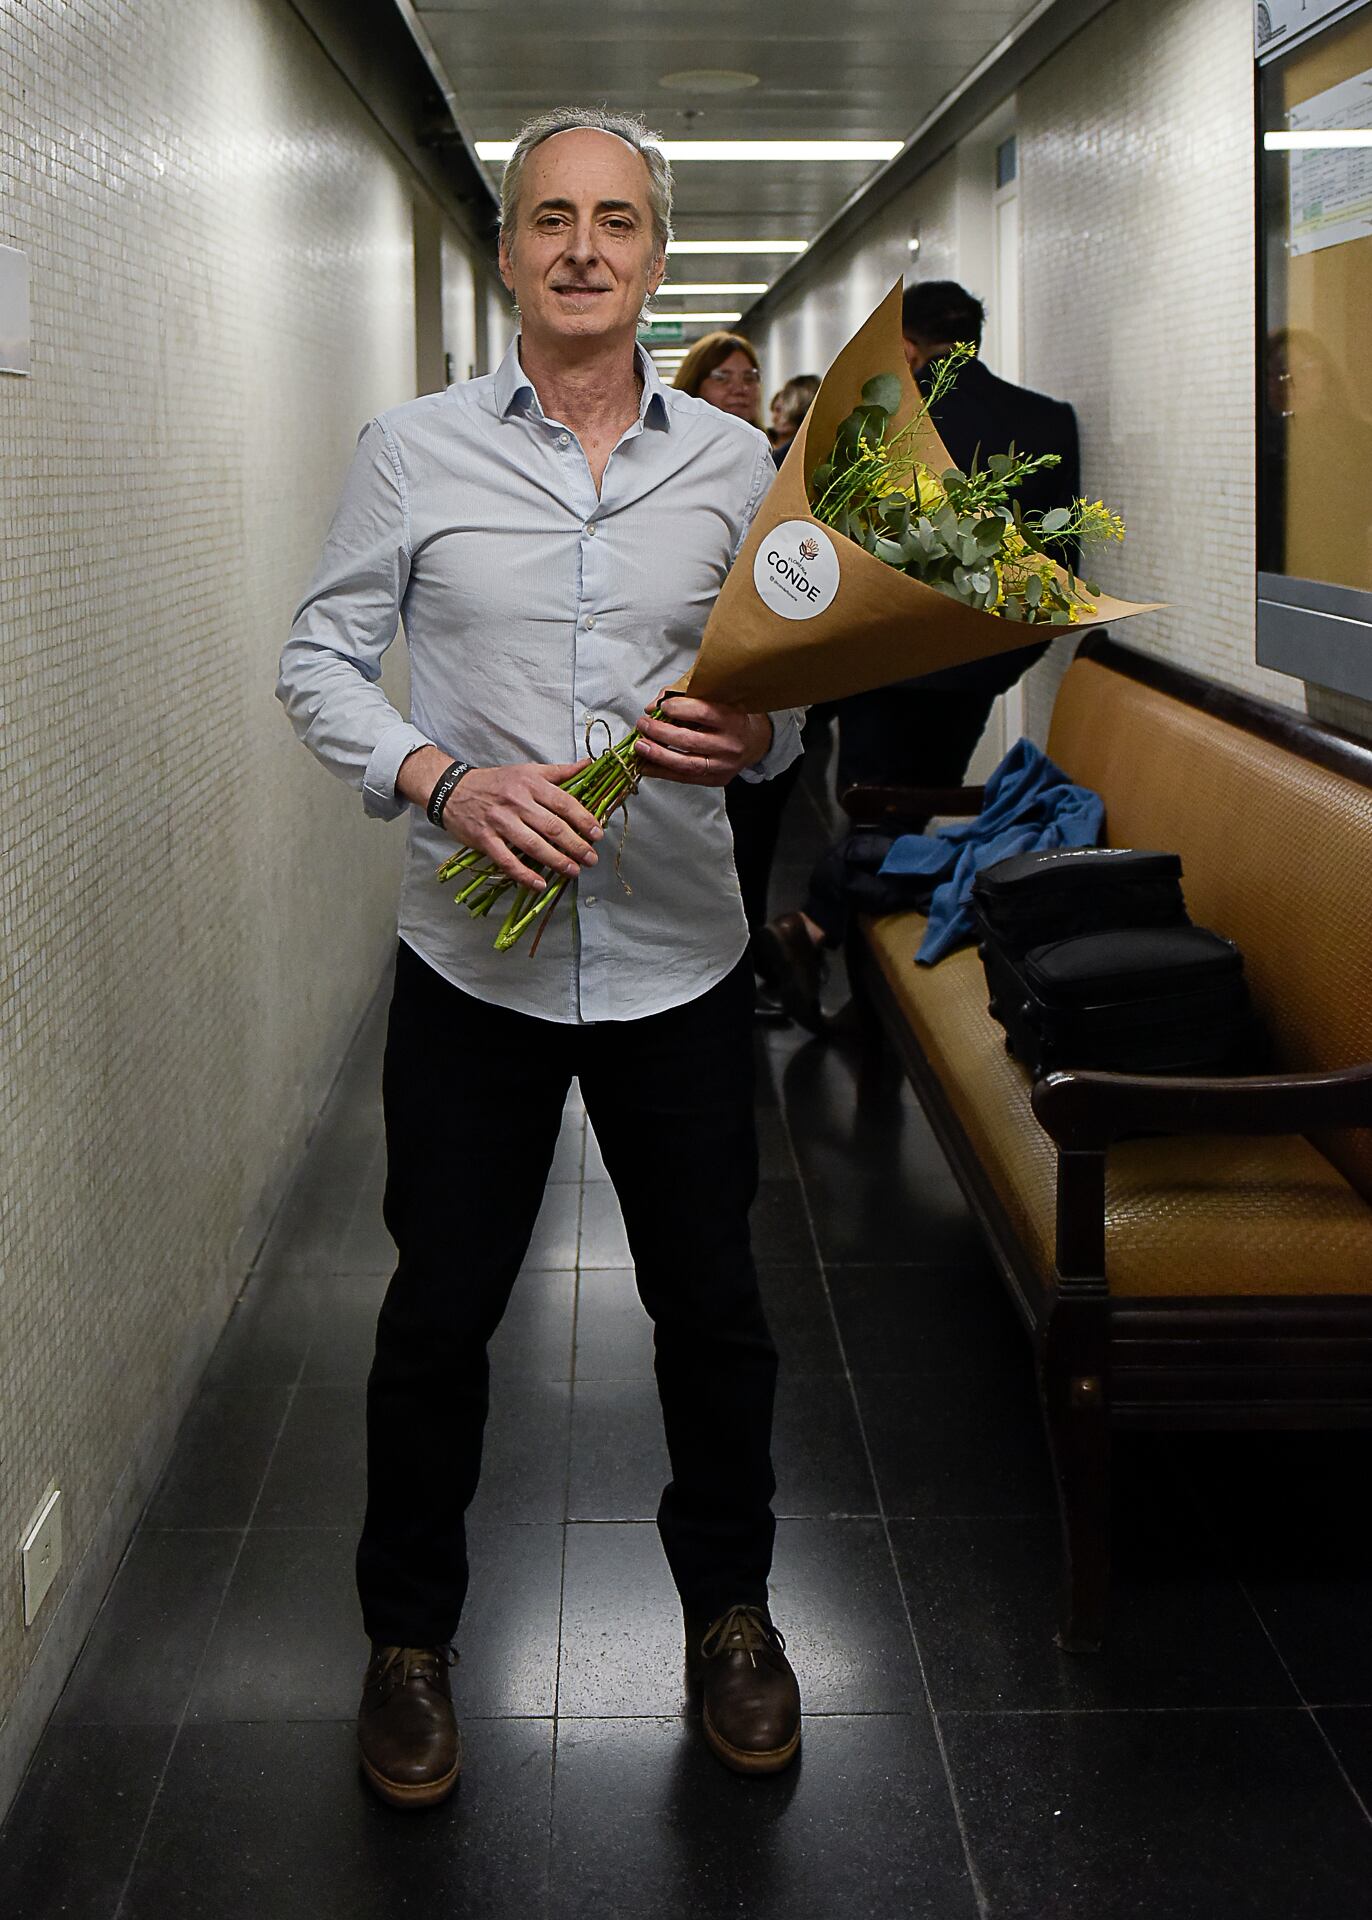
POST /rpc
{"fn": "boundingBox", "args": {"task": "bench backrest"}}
[1047,640,1372,1203]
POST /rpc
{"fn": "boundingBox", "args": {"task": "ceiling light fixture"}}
[644,309,742,323]
[659,282,768,295]
[667,239,807,255]
[658,69,760,93]
[476,140,902,163]
[1264,129,1372,148]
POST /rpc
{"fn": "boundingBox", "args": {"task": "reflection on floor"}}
[3,773,1372,1919]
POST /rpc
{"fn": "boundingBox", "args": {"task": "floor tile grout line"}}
[1169,1455,1372,1834]
[1232,1560,1372,1833]
[1307,1707,1372,1830]
[934,1703,1338,1718]
[546,1108,588,1882]
[110,1378,301,1919]
[765,1044,993,1920]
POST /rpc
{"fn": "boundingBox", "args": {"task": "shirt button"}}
[584,614,597,629]
[558,432,571,446]
[585,895,597,907]
[585,521,596,536]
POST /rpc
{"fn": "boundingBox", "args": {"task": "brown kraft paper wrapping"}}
[682,279,1162,713]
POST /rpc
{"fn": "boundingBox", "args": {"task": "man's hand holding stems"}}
[398,694,773,949]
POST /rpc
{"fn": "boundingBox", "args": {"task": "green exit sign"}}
[638,320,685,343]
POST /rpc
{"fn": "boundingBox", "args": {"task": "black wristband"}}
[426,759,472,826]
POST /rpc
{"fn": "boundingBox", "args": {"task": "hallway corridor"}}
[3,783,1372,1916]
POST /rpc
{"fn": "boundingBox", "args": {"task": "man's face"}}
[499,129,665,351]
[902,332,925,373]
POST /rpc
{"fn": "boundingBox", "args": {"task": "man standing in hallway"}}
[277,107,804,1806]
[759,279,1081,1031]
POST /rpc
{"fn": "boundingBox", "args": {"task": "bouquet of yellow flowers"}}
[438,281,1158,951]
[809,343,1125,625]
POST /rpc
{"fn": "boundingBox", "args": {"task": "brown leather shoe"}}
[358,1643,460,1809]
[755,913,828,1036]
[686,1604,801,1775]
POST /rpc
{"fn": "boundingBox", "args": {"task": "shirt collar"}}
[494,334,671,431]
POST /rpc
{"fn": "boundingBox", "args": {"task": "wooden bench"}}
[847,633,1372,1649]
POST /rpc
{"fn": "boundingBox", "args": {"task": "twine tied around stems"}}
[584,715,641,899]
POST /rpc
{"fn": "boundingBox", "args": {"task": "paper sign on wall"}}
[0,245,30,376]
[1287,66,1372,255]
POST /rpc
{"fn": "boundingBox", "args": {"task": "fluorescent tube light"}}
[667,240,807,255]
[659,283,768,295]
[644,310,742,323]
[477,140,901,163]
[1264,130,1372,149]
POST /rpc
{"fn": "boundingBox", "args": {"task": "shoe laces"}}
[375,1644,457,1698]
[699,1604,784,1669]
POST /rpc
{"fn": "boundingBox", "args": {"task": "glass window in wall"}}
[1259,3,1372,619]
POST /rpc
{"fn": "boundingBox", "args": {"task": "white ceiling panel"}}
[414,0,1043,327]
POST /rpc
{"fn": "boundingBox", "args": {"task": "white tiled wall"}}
[0,0,491,1801]
[1016,0,1280,737]
[757,0,1372,748]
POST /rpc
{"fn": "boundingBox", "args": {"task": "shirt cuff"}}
[363,722,437,820]
[739,707,804,784]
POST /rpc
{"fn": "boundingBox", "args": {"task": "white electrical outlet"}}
[21,1489,62,1626]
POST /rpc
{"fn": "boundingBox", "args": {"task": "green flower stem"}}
[435,708,662,952]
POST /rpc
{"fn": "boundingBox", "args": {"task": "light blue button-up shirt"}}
[277,338,803,1024]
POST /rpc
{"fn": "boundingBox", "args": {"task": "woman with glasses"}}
[675,332,803,1023]
[673,331,764,426]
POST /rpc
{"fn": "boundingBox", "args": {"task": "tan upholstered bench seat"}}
[864,910,1372,1301]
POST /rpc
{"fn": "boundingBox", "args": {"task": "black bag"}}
[979,924,1254,1079]
[970,847,1187,958]
[971,846,1256,1079]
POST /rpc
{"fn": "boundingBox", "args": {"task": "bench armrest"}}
[1031,1061,1372,1152]
[840,783,985,827]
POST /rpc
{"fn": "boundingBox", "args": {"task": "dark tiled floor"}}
[5,771,1372,1917]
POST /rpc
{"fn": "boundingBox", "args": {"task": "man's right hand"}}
[397,746,600,892]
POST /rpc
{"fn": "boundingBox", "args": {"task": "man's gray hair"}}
[499,107,673,253]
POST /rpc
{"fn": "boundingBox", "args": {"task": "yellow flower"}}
[1076,497,1126,544]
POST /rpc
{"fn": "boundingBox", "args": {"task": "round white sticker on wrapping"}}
[752,520,840,621]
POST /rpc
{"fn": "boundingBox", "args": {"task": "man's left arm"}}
[737,435,804,781]
[675,437,805,787]
[636,436,803,787]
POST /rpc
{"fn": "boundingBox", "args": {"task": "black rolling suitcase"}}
[971,848,1255,1079]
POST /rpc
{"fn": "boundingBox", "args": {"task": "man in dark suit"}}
[758,280,1082,1031]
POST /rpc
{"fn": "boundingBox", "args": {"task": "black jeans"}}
[356,941,777,1646]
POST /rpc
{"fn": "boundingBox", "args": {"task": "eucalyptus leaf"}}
[1025,575,1043,607]
[971,571,992,595]
[1041,507,1071,535]
[861,373,903,414]
[873,536,907,568]
[881,498,912,534]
